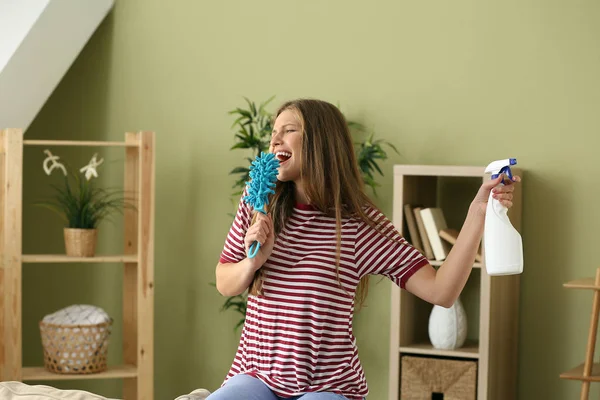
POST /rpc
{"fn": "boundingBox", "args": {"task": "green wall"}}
[21,0,600,399]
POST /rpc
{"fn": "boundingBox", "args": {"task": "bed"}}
[0,381,211,400]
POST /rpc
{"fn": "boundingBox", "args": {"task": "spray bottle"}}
[483,158,523,275]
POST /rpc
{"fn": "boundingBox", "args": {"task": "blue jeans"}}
[207,373,351,400]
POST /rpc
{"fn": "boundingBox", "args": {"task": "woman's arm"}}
[215,212,275,296]
[216,259,258,297]
[405,205,484,307]
[405,174,520,307]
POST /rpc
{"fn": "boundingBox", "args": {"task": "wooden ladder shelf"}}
[0,129,155,400]
[560,267,600,399]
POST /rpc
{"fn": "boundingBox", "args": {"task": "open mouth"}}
[275,151,292,164]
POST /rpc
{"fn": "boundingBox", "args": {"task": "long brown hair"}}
[249,99,386,309]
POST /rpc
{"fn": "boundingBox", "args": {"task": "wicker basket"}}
[401,355,477,400]
[39,319,112,374]
[64,227,97,257]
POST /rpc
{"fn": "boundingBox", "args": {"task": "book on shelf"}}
[419,207,451,261]
[411,206,435,259]
[403,205,482,263]
[403,204,423,254]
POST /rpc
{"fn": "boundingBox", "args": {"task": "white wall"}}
[0,0,114,132]
[0,0,50,73]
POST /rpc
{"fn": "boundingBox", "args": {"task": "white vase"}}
[428,297,467,350]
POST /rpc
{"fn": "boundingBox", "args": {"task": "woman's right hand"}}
[244,212,275,271]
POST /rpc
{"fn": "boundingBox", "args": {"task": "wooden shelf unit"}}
[22,364,138,381]
[388,164,523,400]
[22,254,139,263]
[399,339,480,359]
[563,278,600,291]
[0,129,155,400]
[559,267,600,399]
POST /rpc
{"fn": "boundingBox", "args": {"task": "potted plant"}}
[220,96,400,329]
[36,150,132,257]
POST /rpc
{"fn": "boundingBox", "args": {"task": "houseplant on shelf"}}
[220,96,400,330]
[36,150,132,257]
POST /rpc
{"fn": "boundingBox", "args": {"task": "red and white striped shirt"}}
[219,194,428,399]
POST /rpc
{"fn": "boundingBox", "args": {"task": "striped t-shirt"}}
[219,194,428,399]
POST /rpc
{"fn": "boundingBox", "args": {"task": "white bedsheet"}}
[0,381,212,400]
[0,381,119,400]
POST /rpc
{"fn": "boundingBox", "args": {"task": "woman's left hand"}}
[471,173,521,217]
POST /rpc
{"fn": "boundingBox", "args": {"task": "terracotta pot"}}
[64,228,97,257]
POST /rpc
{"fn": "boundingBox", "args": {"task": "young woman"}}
[212,99,520,400]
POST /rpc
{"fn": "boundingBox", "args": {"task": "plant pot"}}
[64,228,97,257]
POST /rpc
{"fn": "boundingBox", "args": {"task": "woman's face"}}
[270,109,303,183]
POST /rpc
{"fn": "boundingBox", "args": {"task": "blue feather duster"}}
[243,152,279,258]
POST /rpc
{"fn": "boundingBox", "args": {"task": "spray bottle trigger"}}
[492,166,513,184]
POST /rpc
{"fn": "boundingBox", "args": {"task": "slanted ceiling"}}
[0,0,114,132]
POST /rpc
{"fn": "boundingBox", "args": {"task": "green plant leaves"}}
[209,282,247,333]
[35,162,134,229]
[355,134,400,195]
[228,97,273,156]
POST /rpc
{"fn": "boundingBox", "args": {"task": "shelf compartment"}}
[560,363,600,382]
[23,139,138,147]
[22,254,138,263]
[22,364,138,381]
[400,340,479,359]
[563,278,600,290]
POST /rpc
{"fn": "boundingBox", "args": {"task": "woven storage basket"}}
[401,355,477,400]
[39,305,112,374]
[64,228,97,257]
